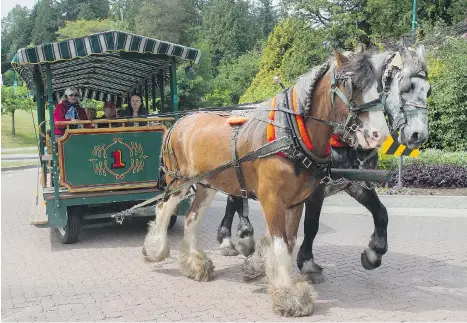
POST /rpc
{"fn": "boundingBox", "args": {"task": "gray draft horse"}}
[217,45,431,283]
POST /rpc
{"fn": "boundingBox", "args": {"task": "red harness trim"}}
[291,88,331,157]
[266,88,331,159]
[329,134,348,148]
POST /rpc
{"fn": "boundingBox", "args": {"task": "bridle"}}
[326,63,385,144]
[381,52,430,132]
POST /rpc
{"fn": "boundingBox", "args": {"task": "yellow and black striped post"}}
[380,134,420,188]
[381,134,420,157]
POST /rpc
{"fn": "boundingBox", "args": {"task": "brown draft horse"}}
[142,51,390,316]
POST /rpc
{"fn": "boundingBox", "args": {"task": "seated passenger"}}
[116,109,125,118]
[85,108,97,121]
[122,94,148,126]
[53,88,91,139]
[97,101,117,128]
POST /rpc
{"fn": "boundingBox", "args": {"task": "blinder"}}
[329,64,384,130]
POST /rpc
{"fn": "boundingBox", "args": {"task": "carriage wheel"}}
[168,215,177,229]
[54,207,83,244]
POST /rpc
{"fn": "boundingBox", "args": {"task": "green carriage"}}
[12,31,200,244]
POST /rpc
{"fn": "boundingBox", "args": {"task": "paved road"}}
[2,168,467,321]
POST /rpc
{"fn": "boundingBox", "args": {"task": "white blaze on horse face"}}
[355,84,390,149]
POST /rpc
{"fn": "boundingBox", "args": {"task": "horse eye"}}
[410,82,415,90]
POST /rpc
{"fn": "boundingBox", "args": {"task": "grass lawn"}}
[1,160,37,168]
[1,110,46,149]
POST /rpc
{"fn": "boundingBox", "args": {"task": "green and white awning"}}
[11,30,201,101]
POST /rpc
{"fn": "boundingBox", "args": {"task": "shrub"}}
[424,37,467,151]
[377,148,467,170]
[388,164,467,188]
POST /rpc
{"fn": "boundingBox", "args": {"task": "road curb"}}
[1,165,37,172]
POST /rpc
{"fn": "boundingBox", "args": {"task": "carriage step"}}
[30,195,48,225]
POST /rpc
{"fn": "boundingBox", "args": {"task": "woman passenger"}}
[53,88,90,139]
[122,94,148,126]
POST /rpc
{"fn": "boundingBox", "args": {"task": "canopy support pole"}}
[169,57,179,118]
[34,66,47,187]
[151,75,156,112]
[144,79,149,109]
[158,71,165,113]
[46,64,60,208]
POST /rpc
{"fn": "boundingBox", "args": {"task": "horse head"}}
[379,45,430,149]
[327,50,390,149]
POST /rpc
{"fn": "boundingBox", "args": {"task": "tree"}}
[240,18,329,103]
[254,0,278,38]
[1,70,24,87]
[56,19,117,40]
[1,85,34,136]
[205,50,261,106]
[199,0,262,67]
[56,0,110,24]
[283,0,370,49]
[108,0,145,32]
[177,41,215,110]
[135,0,200,44]
[1,5,34,73]
[31,0,58,45]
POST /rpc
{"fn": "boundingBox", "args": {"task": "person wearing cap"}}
[53,88,91,138]
[121,94,149,126]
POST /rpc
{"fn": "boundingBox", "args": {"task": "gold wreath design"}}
[89,138,148,178]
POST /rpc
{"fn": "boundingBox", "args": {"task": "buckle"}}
[292,149,301,159]
[301,157,312,169]
[241,189,248,198]
[234,162,240,168]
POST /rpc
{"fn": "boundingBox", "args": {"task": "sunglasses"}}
[68,93,79,97]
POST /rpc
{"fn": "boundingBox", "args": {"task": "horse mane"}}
[338,52,377,96]
[293,52,377,114]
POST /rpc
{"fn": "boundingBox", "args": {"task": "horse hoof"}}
[237,236,255,257]
[220,241,239,256]
[179,250,215,282]
[269,277,316,317]
[306,272,326,284]
[143,236,170,263]
[242,255,265,281]
[300,260,325,283]
[361,248,382,270]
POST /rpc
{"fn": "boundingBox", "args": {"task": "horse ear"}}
[397,38,406,51]
[334,50,349,68]
[354,42,365,54]
[417,44,426,58]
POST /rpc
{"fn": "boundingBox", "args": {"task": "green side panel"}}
[60,129,164,190]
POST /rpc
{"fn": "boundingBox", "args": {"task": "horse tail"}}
[157,123,178,190]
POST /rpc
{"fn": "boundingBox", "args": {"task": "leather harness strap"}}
[231,125,249,219]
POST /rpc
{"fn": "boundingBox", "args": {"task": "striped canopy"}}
[11,31,201,102]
